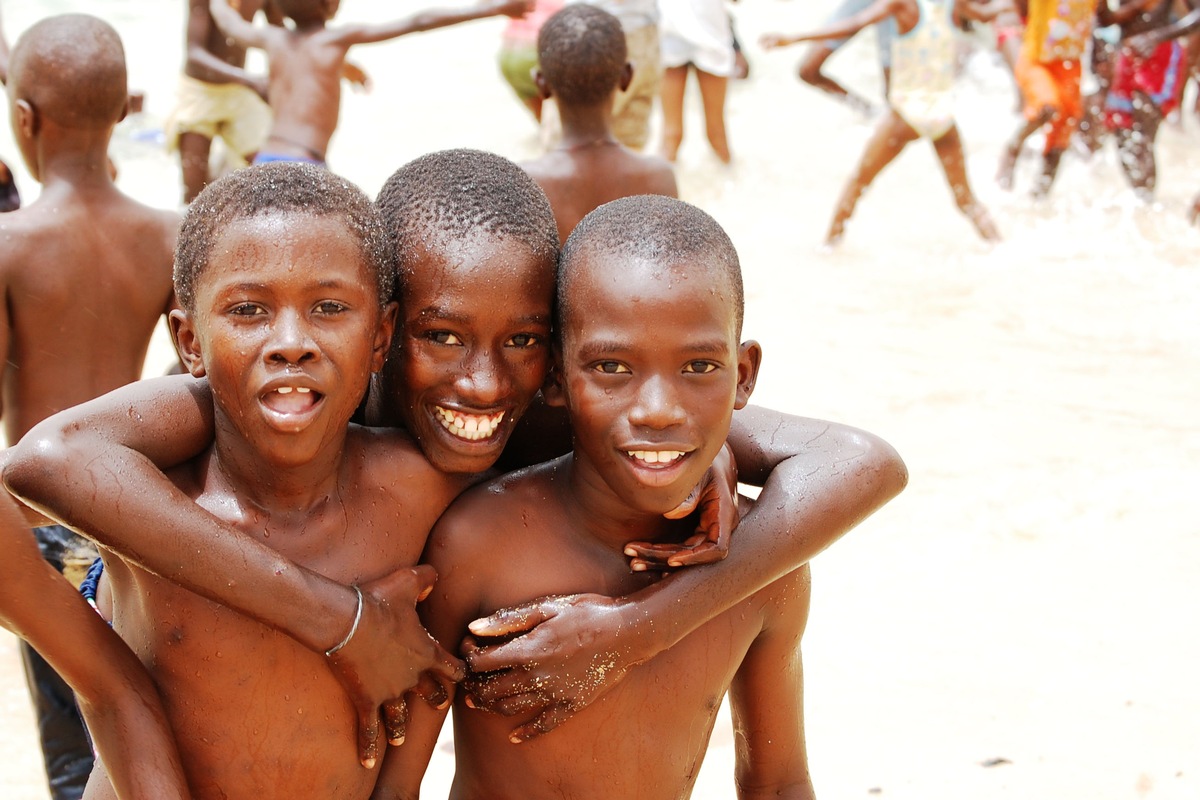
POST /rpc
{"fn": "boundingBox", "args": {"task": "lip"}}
[429,404,509,446]
[620,446,695,488]
[259,378,326,431]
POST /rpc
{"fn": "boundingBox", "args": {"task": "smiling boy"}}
[81,162,470,799]
[380,196,815,799]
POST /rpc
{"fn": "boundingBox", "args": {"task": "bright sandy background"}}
[2,0,1198,797]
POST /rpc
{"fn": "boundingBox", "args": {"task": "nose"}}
[265,309,318,366]
[628,374,686,431]
[453,345,511,407]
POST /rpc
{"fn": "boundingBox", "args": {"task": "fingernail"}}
[631,563,645,572]
[465,695,476,709]
[624,547,637,556]
[389,736,404,746]
[437,696,452,710]
[363,757,376,770]
[509,734,523,744]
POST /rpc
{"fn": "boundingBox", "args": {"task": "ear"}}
[118,95,130,124]
[619,62,634,92]
[371,301,399,372]
[541,344,567,407]
[170,309,207,378]
[14,100,38,142]
[533,69,552,100]
[733,340,761,410]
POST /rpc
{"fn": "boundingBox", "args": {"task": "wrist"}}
[296,574,360,652]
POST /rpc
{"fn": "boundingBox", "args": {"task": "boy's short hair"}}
[375,149,559,297]
[8,14,127,129]
[174,163,395,311]
[274,0,327,22]
[558,195,745,334]
[538,5,627,106]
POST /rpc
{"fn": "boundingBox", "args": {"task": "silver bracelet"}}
[325,585,364,657]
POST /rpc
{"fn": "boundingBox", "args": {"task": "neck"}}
[560,454,680,552]
[34,130,117,190]
[557,101,621,151]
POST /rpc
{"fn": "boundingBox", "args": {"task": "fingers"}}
[467,600,558,638]
[412,671,453,710]
[383,697,409,747]
[357,706,381,769]
[428,638,466,683]
[410,563,438,602]
[662,481,701,519]
[507,703,576,743]
[666,542,727,567]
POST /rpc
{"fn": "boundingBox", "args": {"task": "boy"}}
[170,0,280,202]
[795,0,895,116]
[761,0,1003,245]
[83,162,473,798]
[382,195,818,799]
[0,491,190,799]
[7,151,906,757]
[1099,0,1185,199]
[995,0,1100,196]
[520,4,678,244]
[207,0,533,166]
[0,15,179,799]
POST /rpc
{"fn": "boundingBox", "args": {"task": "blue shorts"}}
[252,152,327,168]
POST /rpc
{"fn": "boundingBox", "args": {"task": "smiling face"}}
[172,211,394,471]
[553,250,760,516]
[375,231,556,475]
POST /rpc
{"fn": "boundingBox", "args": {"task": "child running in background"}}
[1100,0,1184,198]
[796,0,896,116]
[207,0,533,166]
[383,195,823,799]
[170,0,281,202]
[762,0,1004,246]
[995,0,1100,196]
[0,491,190,800]
[520,4,677,243]
[658,0,737,162]
[0,15,180,799]
[497,0,563,123]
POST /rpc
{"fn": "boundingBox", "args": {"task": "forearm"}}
[186,44,261,88]
[1134,8,1200,40]
[618,428,906,656]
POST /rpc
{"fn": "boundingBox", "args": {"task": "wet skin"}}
[371,231,555,475]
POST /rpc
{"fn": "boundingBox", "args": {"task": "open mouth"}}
[434,406,506,442]
[625,450,687,467]
[261,386,323,417]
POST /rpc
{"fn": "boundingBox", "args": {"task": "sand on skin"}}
[1,0,1198,797]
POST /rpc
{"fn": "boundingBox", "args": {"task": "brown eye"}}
[683,361,717,374]
[427,331,463,345]
[593,361,630,374]
[506,333,542,348]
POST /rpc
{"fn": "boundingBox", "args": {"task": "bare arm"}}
[332,0,533,46]
[957,0,1016,23]
[464,409,907,739]
[1,375,462,768]
[1125,3,1200,48]
[186,0,267,93]
[760,0,903,48]
[209,0,274,50]
[0,491,191,799]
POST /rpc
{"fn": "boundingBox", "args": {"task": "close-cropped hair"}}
[8,14,127,129]
[375,149,559,297]
[538,5,627,106]
[558,195,745,334]
[274,0,326,22]
[174,163,395,310]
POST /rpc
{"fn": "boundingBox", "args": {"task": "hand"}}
[324,566,464,769]
[497,0,535,19]
[341,61,372,93]
[759,33,793,50]
[624,443,738,571]
[460,594,643,742]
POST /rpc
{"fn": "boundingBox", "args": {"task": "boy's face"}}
[173,211,395,468]
[377,232,554,475]
[553,249,759,515]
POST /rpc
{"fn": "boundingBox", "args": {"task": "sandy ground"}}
[2,0,1199,797]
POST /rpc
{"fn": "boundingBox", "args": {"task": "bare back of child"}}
[84,164,470,799]
[209,0,533,164]
[519,5,677,244]
[0,14,178,445]
[384,196,815,799]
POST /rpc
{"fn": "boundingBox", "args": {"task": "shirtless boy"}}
[0,15,179,799]
[520,4,677,244]
[762,0,1004,245]
[0,491,190,800]
[7,150,906,761]
[208,0,533,165]
[170,0,280,202]
[383,195,817,799]
[80,162,475,798]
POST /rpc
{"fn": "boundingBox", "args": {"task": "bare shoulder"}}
[347,424,472,506]
[631,151,679,197]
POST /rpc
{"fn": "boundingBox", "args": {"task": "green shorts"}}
[498,42,540,101]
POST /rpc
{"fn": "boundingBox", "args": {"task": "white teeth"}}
[434,407,506,441]
[296,387,310,394]
[274,386,311,395]
[626,450,685,465]
[277,387,293,394]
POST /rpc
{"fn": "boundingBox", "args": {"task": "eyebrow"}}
[412,305,550,326]
[575,339,731,359]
